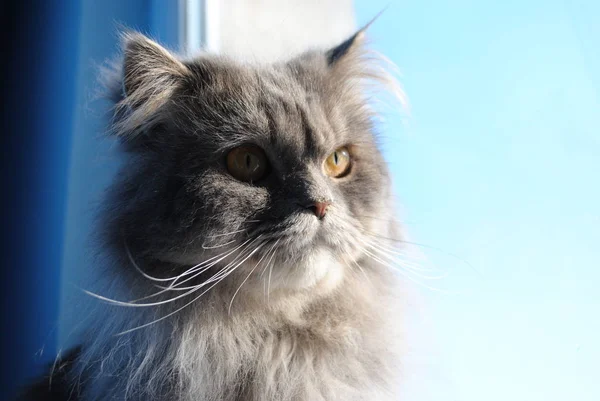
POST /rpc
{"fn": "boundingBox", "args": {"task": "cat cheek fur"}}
[64,28,407,401]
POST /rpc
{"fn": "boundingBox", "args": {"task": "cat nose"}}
[307,201,330,219]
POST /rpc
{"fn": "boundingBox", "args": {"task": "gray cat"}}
[22,28,405,401]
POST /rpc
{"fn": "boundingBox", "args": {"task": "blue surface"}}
[3,1,181,395]
[1,2,81,396]
[354,1,600,400]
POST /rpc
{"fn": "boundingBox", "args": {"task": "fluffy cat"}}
[23,27,406,401]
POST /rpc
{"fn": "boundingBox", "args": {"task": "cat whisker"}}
[359,246,457,294]
[83,286,200,308]
[165,237,258,290]
[125,240,177,283]
[126,240,231,286]
[259,239,280,278]
[164,237,262,291]
[351,258,372,284]
[352,214,412,225]
[356,236,448,279]
[339,221,452,284]
[207,228,247,238]
[115,278,224,336]
[362,239,447,277]
[202,239,237,250]
[48,348,63,391]
[116,236,266,335]
[228,240,278,314]
[265,239,281,304]
[199,236,264,285]
[365,247,449,280]
[361,229,480,275]
[258,239,280,301]
[85,238,259,307]
[166,239,261,296]
[113,239,256,303]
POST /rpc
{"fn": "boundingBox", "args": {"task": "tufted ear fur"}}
[122,32,188,100]
[318,11,407,117]
[110,32,189,137]
[325,29,366,66]
[325,8,388,68]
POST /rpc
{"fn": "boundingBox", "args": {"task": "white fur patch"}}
[266,248,344,293]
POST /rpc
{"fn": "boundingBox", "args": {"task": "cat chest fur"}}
[170,294,400,401]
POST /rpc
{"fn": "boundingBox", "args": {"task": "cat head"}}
[104,30,400,297]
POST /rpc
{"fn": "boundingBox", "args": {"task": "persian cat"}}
[23,26,406,401]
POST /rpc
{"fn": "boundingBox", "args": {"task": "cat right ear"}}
[112,32,189,137]
[121,32,189,103]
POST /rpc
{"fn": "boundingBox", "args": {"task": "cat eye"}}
[226,145,269,183]
[324,147,351,178]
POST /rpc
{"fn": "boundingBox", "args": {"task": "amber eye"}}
[324,146,352,178]
[226,145,269,183]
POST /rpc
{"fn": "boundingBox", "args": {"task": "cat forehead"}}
[177,60,349,153]
[183,55,325,95]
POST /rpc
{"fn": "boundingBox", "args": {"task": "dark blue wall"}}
[1,1,81,397]
[0,0,170,398]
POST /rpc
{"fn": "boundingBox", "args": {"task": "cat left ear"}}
[325,29,366,66]
[325,10,383,66]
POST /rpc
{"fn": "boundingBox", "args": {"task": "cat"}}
[21,27,406,401]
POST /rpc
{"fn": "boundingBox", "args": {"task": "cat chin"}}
[260,247,345,294]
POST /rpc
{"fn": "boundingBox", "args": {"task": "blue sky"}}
[354,1,600,400]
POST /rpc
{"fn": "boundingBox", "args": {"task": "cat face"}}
[108,33,397,294]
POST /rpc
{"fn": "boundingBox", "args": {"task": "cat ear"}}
[321,12,406,116]
[111,33,190,137]
[325,29,366,66]
[325,10,384,66]
[122,32,189,101]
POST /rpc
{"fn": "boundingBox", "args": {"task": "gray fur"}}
[74,31,406,401]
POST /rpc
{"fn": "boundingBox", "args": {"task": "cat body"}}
[22,29,405,401]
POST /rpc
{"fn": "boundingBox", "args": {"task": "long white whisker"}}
[193,235,264,286]
[266,239,281,303]
[361,247,456,294]
[163,237,260,291]
[115,237,265,335]
[363,237,430,263]
[201,226,254,248]
[85,238,258,306]
[359,237,448,278]
[202,239,236,250]
[207,228,247,238]
[259,240,280,299]
[340,220,450,286]
[116,277,224,336]
[350,257,372,284]
[228,241,275,314]
[131,252,247,302]
[178,238,254,279]
[366,246,448,279]
[83,286,200,308]
[361,229,480,275]
[259,238,280,276]
[125,241,176,283]
[165,238,256,290]
[362,242,447,280]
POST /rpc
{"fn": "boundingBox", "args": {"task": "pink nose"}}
[310,202,330,219]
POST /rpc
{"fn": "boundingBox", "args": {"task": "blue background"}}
[355,1,600,400]
[0,0,178,397]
